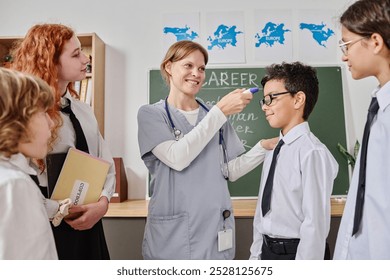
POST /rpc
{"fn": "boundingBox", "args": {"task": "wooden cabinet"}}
[0,37,17,69]
[111,157,128,203]
[0,33,105,136]
[77,33,105,136]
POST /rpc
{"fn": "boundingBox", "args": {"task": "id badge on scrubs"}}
[218,228,233,252]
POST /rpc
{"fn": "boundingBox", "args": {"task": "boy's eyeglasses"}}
[338,37,368,56]
[260,91,295,107]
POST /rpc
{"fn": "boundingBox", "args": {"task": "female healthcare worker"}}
[137,40,276,259]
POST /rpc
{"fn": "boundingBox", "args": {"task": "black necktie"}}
[352,97,379,236]
[29,174,49,198]
[262,139,284,216]
[30,174,40,186]
[61,98,89,153]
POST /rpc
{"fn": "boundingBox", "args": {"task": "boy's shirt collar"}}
[374,81,390,112]
[0,153,37,176]
[278,121,310,146]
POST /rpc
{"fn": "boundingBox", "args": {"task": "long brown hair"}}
[340,0,390,49]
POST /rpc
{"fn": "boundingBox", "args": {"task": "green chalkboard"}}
[149,67,349,196]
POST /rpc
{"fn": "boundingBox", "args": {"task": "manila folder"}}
[50,148,110,205]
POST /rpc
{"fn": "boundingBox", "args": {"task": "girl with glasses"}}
[334,0,390,260]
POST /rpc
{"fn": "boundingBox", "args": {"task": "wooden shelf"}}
[111,157,128,203]
[77,33,105,136]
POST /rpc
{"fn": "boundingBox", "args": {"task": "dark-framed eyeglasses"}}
[338,37,368,56]
[260,91,294,107]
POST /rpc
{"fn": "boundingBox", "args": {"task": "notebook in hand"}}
[50,148,110,205]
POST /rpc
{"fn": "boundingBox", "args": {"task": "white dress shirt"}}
[250,122,338,260]
[0,153,58,259]
[334,82,390,259]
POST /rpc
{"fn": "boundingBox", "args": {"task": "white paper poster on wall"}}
[204,11,246,64]
[162,12,200,54]
[297,10,337,63]
[253,9,293,63]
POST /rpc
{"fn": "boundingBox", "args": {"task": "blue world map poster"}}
[162,12,200,54]
[253,9,293,63]
[160,9,338,64]
[297,9,337,63]
[204,11,246,64]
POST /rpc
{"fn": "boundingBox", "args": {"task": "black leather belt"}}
[263,235,300,255]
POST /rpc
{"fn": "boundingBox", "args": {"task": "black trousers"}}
[261,235,331,260]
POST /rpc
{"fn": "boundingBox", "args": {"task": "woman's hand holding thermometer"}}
[217,87,258,116]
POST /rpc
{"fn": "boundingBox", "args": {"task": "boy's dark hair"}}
[261,61,319,120]
[340,0,390,49]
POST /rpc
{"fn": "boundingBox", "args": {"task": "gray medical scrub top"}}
[137,99,245,260]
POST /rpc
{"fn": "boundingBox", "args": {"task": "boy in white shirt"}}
[0,68,59,259]
[250,62,339,260]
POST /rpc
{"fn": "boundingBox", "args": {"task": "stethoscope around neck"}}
[164,96,229,180]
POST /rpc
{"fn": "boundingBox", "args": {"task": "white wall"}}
[0,0,377,199]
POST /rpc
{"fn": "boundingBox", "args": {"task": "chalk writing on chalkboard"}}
[149,67,349,196]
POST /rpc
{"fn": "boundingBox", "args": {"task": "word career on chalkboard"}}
[149,67,348,197]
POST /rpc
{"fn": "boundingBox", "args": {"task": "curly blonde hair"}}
[11,23,81,148]
[0,68,54,158]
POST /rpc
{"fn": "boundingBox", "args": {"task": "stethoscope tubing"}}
[164,96,229,179]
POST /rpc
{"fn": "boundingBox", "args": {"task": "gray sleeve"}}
[137,104,173,160]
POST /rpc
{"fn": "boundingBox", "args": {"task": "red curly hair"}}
[11,23,80,170]
[11,24,81,149]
